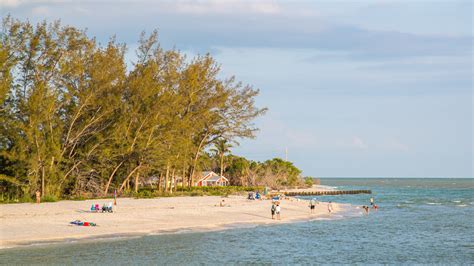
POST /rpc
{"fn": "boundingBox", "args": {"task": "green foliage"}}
[223,156,305,188]
[305,177,314,186]
[130,186,263,199]
[41,195,59,202]
[0,17,266,201]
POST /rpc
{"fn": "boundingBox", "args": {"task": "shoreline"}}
[0,196,351,250]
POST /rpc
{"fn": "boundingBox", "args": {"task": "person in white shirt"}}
[276,204,281,220]
[309,199,315,214]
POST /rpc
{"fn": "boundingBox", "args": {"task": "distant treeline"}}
[0,17,309,201]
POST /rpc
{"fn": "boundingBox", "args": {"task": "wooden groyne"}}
[282,190,371,196]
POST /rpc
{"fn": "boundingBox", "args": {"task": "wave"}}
[457,204,468,207]
[426,202,442,205]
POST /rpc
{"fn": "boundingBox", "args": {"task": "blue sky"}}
[2,0,472,177]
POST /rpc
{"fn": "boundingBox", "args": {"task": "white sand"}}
[0,196,344,249]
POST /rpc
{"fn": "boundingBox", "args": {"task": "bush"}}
[133,189,155,198]
[42,195,59,202]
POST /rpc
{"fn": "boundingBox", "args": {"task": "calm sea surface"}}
[1,178,473,265]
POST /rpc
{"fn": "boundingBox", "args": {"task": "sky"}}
[1,0,472,177]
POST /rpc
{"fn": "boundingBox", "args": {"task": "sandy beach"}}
[0,196,343,249]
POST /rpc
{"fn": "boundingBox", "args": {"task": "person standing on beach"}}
[309,199,315,214]
[35,190,41,204]
[328,201,333,213]
[370,197,374,206]
[276,204,281,220]
[271,203,276,219]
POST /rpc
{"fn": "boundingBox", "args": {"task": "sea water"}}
[1,178,473,265]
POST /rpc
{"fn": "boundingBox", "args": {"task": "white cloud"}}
[1,0,71,8]
[0,0,21,7]
[173,0,282,15]
[31,5,49,15]
[351,136,368,150]
[383,138,409,152]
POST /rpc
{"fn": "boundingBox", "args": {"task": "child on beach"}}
[276,204,281,220]
[327,201,333,213]
[363,205,369,214]
[35,191,41,204]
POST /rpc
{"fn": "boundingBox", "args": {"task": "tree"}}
[211,138,232,177]
[0,18,267,200]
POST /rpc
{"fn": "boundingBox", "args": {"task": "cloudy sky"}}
[2,0,472,177]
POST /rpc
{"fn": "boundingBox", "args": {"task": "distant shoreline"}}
[318,177,473,179]
[0,196,349,249]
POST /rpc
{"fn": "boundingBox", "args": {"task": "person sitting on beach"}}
[271,203,276,219]
[327,201,333,213]
[105,202,113,212]
[248,192,255,200]
[91,204,100,212]
[220,199,226,207]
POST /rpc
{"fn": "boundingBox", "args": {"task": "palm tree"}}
[211,139,233,177]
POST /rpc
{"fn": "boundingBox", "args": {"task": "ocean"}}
[1,178,473,265]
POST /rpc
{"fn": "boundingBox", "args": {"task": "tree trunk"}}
[41,165,45,197]
[181,164,186,192]
[158,172,163,192]
[170,169,176,193]
[164,163,170,192]
[190,133,209,187]
[118,164,141,193]
[134,171,140,193]
[220,153,224,177]
[104,161,123,196]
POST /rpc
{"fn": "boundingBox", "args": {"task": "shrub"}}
[42,195,59,202]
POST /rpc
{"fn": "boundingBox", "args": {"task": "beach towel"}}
[70,220,97,226]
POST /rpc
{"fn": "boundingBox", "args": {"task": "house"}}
[196,171,229,187]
